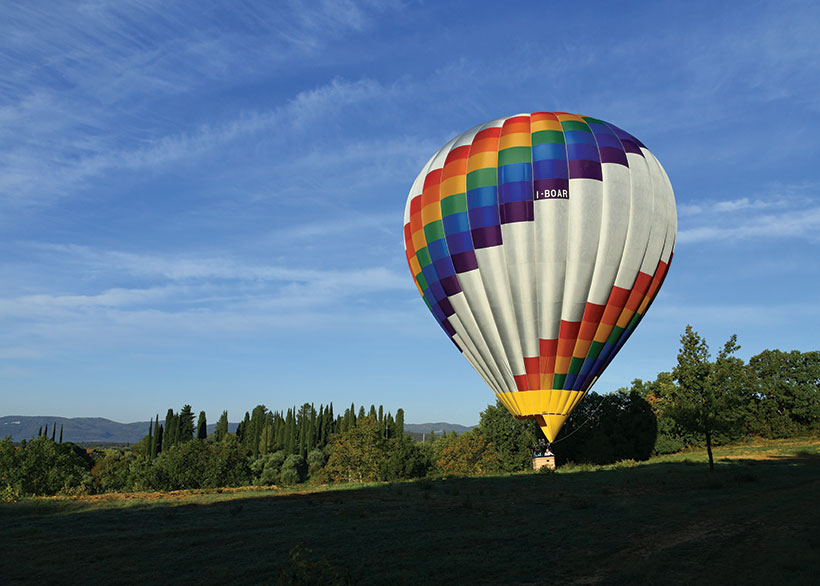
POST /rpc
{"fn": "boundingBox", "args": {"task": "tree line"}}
[2,326,817,500]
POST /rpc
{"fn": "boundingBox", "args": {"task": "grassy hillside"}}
[2,438,818,585]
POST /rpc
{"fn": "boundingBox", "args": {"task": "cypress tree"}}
[283,409,294,454]
[51,421,56,441]
[170,413,180,447]
[163,409,174,451]
[396,408,405,437]
[215,411,229,441]
[327,403,334,437]
[378,405,384,425]
[147,419,154,461]
[369,404,377,419]
[197,411,207,440]
[155,423,163,457]
[179,405,195,442]
[38,426,42,437]
[385,412,394,439]
[151,415,160,458]
[59,424,63,443]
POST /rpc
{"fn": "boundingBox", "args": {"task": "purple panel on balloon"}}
[568,159,602,181]
[599,146,628,166]
[500,200,534,224]
[439,274,462,296]
[451,250,478,273]
[471,225,503,248]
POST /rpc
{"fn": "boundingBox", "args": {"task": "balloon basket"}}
[532,454,556,471]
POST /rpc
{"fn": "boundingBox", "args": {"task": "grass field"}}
[2,438,819,585]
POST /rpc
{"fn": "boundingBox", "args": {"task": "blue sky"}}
[2,0,819,425]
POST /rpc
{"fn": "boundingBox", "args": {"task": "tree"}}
[147,419,154,461]
[163,409,174,451]
[197,411,207,440]
[179,405,195,442]
[215,410,229,442]
[748,349,820,436]
[477,400,539,471]
[670,326,744,470]
[395,408,405,437]
[154,421,163,458]
[436,430,503,476]
[324,416,388,483]
[556,390,657,465]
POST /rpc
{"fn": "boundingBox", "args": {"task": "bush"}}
[279,454,307,485]
[92,450,137,492]
[148,436,250,490]
[435,431,503,476]
[9,437,93,496]
[252,451,287,485]
[306,449,325,478]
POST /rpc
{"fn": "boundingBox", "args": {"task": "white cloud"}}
[677,187,820,244]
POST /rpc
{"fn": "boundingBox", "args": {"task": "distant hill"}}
[404,422,474,441]
[1,416,471,444]
[0,416,237,444]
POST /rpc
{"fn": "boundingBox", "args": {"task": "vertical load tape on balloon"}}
[404,112,676,442]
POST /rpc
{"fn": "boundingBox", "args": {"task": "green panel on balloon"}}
[466,168,497,191]
[423,220,445,242]
[560,120,591,132]
[441,194,467,216]
[532,130,565,146]
[498,146,531,166]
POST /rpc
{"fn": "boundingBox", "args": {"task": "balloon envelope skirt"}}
[403,112,676,441]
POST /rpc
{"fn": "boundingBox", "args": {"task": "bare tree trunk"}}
[705,428,714,471]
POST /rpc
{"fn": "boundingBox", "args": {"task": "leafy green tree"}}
[13,437,93,496]
[197,411,207,440]
[91,449,138,492]
[477,400,539,471]
[748,349,820,436]
[1,436,20,497]
[384,436,430,480]
[148,436,250,490]
[435,430,503,476]
[324,416,388,483]
[669,326,745,470]
[556,390,657,465]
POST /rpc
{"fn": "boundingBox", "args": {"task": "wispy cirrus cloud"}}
[677,185,820,244]
[0,76,393,206]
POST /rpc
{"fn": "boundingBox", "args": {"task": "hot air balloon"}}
[403,112,676,443]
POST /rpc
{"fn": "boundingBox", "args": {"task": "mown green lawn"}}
[1,439,818,585]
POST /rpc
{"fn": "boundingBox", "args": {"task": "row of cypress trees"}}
[36,422,63,443]
[235,402,405,459]
[142,402,406,462]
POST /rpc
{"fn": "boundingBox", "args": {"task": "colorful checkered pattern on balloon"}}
[404,112,673,396]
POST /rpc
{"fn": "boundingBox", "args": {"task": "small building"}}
[532,454,556,471]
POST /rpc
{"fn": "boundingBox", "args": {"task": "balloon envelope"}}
[403,112,676,441]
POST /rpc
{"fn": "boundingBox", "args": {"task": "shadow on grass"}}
[2,455,819,586]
